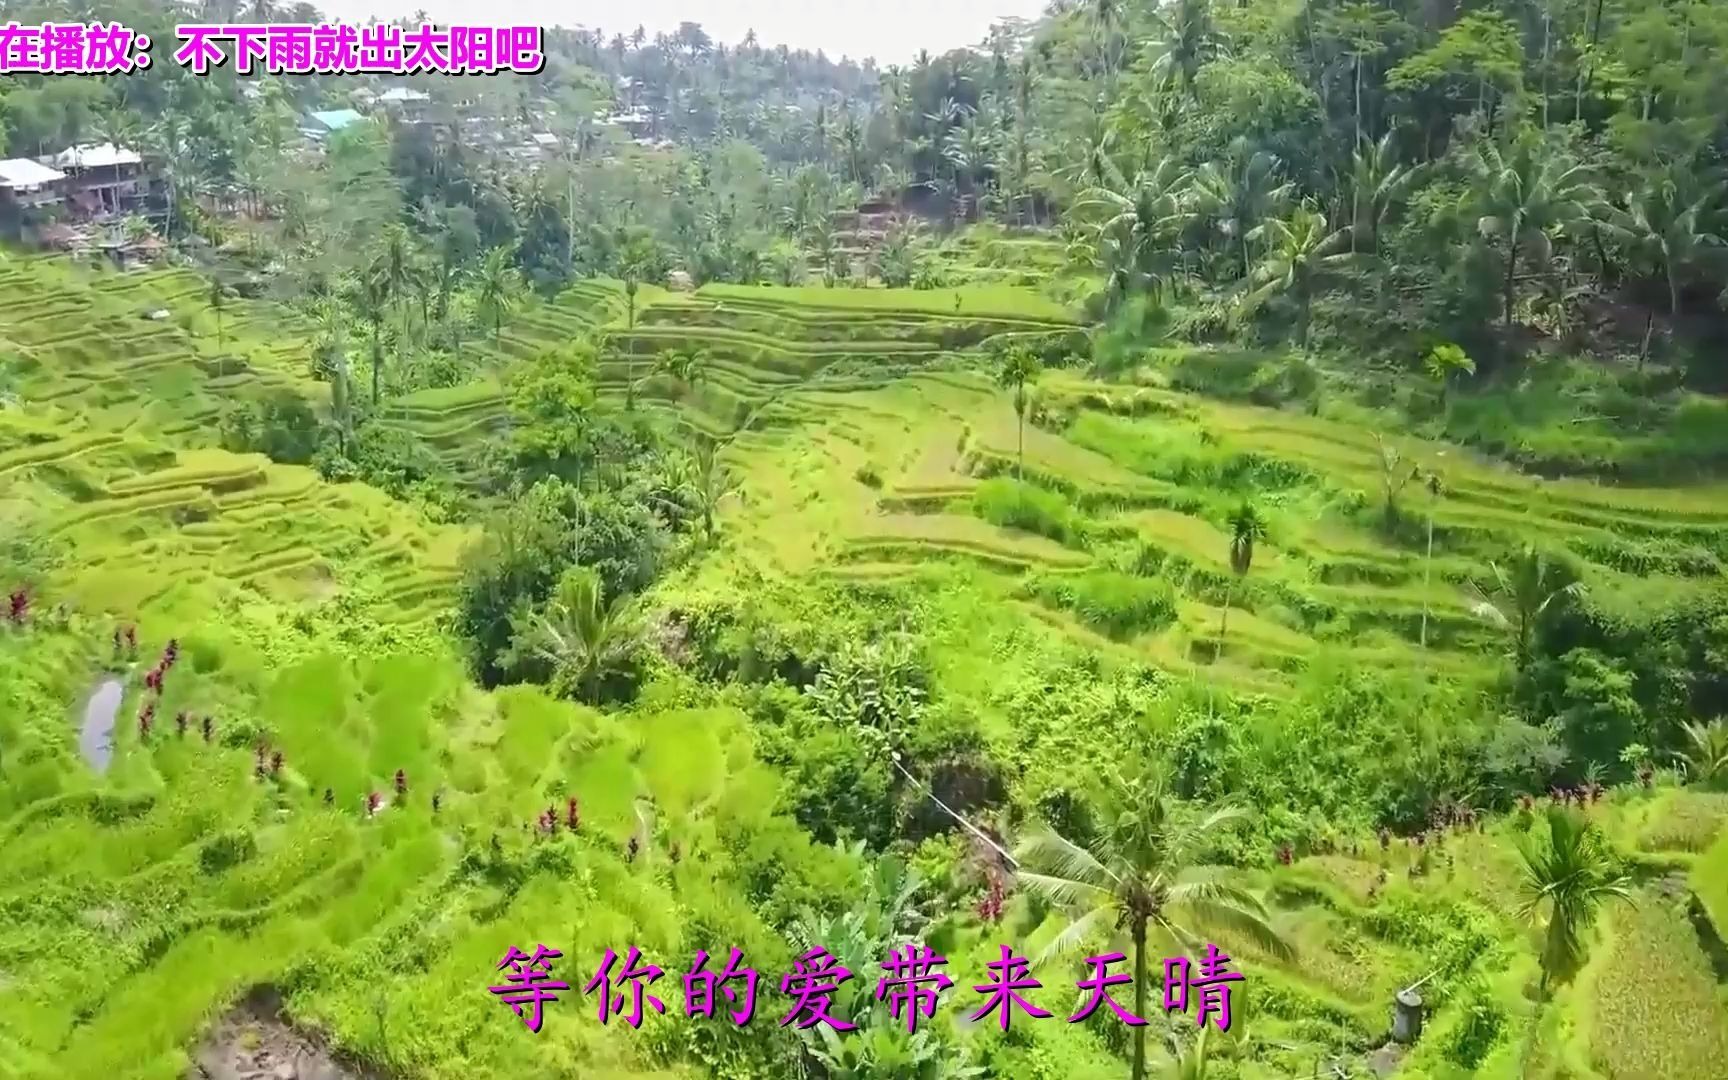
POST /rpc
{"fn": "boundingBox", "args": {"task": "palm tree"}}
[996,346,1041,479]
[1516,807,1632,991]
[1079,157,1193,305]
[505,567,640,703]
[1674,719,1728,788]
[1146,0,1225,102]
[655,347,707,401]
[1322,3,1398,145]
[206,278,227,350]
[1611,169,1725,361]
[475,245,523,348]
[329,356,353,456]
[1218,502,1265,654]
[1471,140,1603,329]
[1239,206,1353,352]
[1345,132,1420,255]
[354,273,390,406]
[685,440,739,542]
[1423,343,1475,408]
[1418,467,1444,650]
[1015,769,1289,1080]
[1193,145,1293,280]
[1470,543,1586,669]
[147,111,190,240]
[370,224,415,337]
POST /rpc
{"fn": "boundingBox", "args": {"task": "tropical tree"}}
[1516,807,1632,991]
[328,356,353,456]
[1423,343,1474,407]
[1373,432,1419,531]
[354,272,390,405]
[1218,502,1265,653]
[683,439,739,542]
[1344,132,1420,255]
[1418,466,1444,649]
[1193,145,1294,280]
[475,245,523,348]
[1239,206,1353,352]
[1146,0,1226,102]
[1674,719,1728,788]
[1471,140,1603,328]
[1610,169,1725,360]
[369,224,414,333]
[1015,768,1288,1080]
[1470,543,1585,668]
[206,278,227,350]
[504,566,641,703]
[655,347,707,401]
[996,345,1041,479]
[1080,157,1193,304]
[1321,3,1401,145]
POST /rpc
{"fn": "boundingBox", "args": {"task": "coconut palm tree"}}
[505,567,641,703]
[1015,768,1289,1080]
[1239,206,1353,352]
[354,273,390,406]
[1079,157,1193,304]
[1193,144,1294,280]
[1613,168,1725,317]
[1471,140,1603,329]
[1145,0,1226,102]
[206,278,227,350]
[329,356,353,456]
[1217,502,1265,654]
[1345,131,1420,255]
[475,244,523,348]
[684,439,740,542]
[1470,543,1586,669]
[1674,719,1728,788]
[996,346,1041,480]
[1418,466,1444,649]
[1516,806,1632,991]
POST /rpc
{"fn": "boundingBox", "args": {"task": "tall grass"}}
[1024,570,1178,639]
[969,477,1087,547]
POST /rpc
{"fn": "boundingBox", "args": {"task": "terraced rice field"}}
[0,258,324,443]
[4,258,1727,1079]
[686,357,1728,690]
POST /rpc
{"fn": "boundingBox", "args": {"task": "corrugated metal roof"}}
[48,143,142,169]
[0,158,66,189]
[308,109,364,131]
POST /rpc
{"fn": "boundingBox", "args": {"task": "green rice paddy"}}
[1,259,1725,1078]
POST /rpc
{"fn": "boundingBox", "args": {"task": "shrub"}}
[198,829,258,874]
[970,478,1084,546]
[1026,570,1178,640]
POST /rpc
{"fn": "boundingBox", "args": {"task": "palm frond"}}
[1015,829,1120,888]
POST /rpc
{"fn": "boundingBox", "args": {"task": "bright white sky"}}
[317,0,1050,66]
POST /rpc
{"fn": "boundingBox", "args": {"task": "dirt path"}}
[185,987,381,1080]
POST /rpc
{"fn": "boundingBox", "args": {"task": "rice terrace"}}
[3,1,1728,1079]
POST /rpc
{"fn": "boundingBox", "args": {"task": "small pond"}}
[78,678,124,773]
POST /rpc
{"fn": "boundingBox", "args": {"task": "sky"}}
[317,0,1051,66]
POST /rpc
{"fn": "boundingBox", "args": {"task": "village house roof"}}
[0,158,66,190]
[307,109,364,132]
[379,86,430,103]
[48,143,141,170]
[531,133,559,147]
